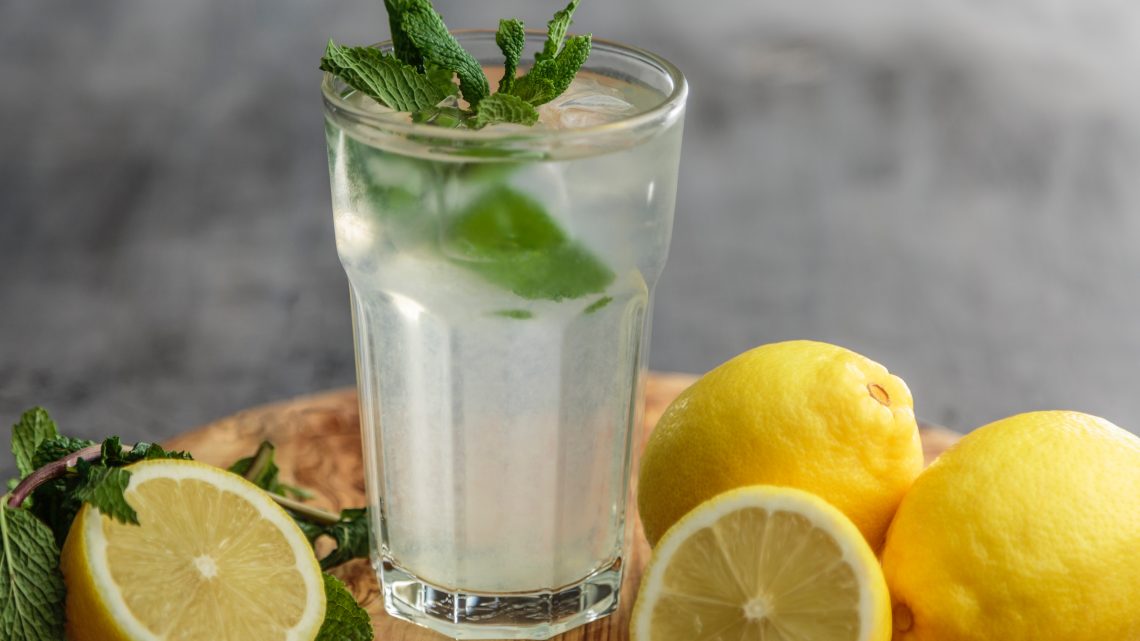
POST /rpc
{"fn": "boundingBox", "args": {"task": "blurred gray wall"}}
[4,0,1140,476]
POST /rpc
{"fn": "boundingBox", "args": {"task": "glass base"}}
[379,557,624,640]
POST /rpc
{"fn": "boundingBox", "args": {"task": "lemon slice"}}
[61,459,326,641]
[631,485,891,641]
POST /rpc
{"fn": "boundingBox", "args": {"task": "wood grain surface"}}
[165,372,961,641]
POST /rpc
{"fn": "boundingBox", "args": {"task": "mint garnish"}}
[471,93,539,128]
[323,0,592,128]
[495,18,526,94]
[320,42,451,113]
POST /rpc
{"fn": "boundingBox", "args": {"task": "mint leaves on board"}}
[322,0,591,128]
[316,574,374,641]
[0,505,64,641]
[2,408,374,641]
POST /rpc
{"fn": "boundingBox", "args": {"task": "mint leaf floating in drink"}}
[0,505,65,641]
[444,185,614,300]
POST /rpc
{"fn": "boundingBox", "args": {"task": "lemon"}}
[638,340,922,550]
[60,459,326,641]
[881,411,1140,641]
[631,485,891,641]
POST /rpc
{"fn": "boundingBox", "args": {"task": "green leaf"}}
[383,0,423,68]
[0,506,65,641]
[228,441,311,500]
[28,479,83,547]
[32,436,95,469]
[315,574,373,641]
[11,409,58,479]
[316,509,370,571]
[444,186,614,300]
[72,462,136,525]
[424,63,458,97]
[321,41,450,112]
[400,0,490,107]
[510,73,559,106]
[538,0,580,63]
[472,92,539,129]
[495,18,526,94]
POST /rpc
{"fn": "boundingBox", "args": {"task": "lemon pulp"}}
[632,485,890,641]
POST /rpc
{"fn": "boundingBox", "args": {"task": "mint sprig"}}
[2,408,375,640]
[322,0,591,128]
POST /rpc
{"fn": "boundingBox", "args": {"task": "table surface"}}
[5,0,1140,481]
[165,372,961,640]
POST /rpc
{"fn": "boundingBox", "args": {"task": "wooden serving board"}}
[164,372,960,641]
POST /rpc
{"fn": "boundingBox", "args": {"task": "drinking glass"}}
[322,31,686,639]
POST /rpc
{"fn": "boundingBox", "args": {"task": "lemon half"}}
[632,485,891,641]
[61,459,326,641]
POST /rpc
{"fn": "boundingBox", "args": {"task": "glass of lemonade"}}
[322,31,686,640]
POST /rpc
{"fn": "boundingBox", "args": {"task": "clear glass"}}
[322,31,686,640]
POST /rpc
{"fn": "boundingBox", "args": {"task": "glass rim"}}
[320,29,688,148]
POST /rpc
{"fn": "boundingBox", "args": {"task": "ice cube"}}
[538,76,637,129]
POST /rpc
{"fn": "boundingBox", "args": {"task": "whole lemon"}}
[637,339,923,549]
[881,411,1140,641]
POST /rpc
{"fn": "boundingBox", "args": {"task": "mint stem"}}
[241,441,275,485]
[268,492,342,527]
[7,442,343,527]
[6,444,105,508]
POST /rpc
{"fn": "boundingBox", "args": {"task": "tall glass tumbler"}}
[322,31,686,640]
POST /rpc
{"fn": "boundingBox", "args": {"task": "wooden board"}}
[165,372,961,641]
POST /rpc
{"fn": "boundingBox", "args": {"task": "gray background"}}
[4,0,1140,477]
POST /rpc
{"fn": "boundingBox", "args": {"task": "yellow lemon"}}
[882,411,1140,641]
[631,485,891,641]
[61,459,326,641]
[638,340,922,550]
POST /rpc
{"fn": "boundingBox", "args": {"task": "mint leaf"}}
[425,63,458,97]
[512,34,591,106]
[0,506,65,641]
[316,509,370,571]
[316,574,373,641]
[383,0,422,68]
[72,462,136,525]
[495,18,526,94]
[11,409,58,479]
[228,441,311,500]
[399,0,490,107]
[444,186,614,300]
[32,436,95,469]
[321,41,451,112]
[472,92,539,129]
[538,0,580,63]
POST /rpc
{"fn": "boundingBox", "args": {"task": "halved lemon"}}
[631,485,891,641]
[61,459,326,641]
